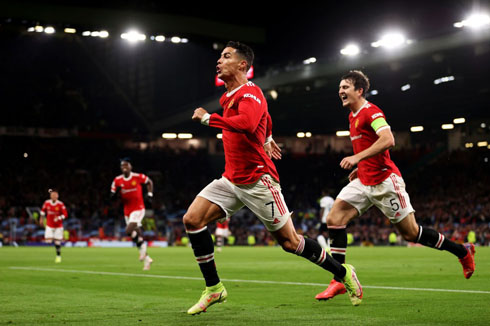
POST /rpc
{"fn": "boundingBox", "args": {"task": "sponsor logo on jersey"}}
[243,93,261,104]
[228,99,235,109]
[371,112,383,120]
[121,188,138,194]
[350,135,362,141]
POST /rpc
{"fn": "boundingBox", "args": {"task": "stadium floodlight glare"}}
[305,132,312,138]
[121,30,146,43]
[44,26,55,34]
[453,117,465,124]
[269,90,278,100]
[216,133,223,139]
[178,133,193,139]
[453,13,490,29]
[482,123,487,128]
[27,27,35,32]
[181,38,189,43]
[82,31,91,36]
[99,30,109,38]
[91,31,100,37]
[35,25,44,33]
[297,132,305,138]
[23,152,28,158]
[336,130,350,137]
[401,84,411,92]
[477,141,488,147]
[371,32,407,49]
[441,124,454,130]
[465,143,474,148]
[434,76,455,85]
[161,133,177,139]
[410,126,424,132]
[155,35,165,42]
[303,57,317,64]
[64,28,76,34]
[340,44,360,56]
[370,90,379,95]
[171,36,181,43]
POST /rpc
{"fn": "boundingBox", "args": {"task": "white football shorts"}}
[337,173,414,223]
[45,226,63,241]
[215,227,230,238]
[125,209,145,227]
[198,174,290,232]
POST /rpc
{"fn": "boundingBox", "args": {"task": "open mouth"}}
[216,66,222,74]
[341,94,348,100]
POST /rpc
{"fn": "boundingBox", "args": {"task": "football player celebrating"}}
[40,189,67,263]
[111,158,154,270]
[315,70,475,301]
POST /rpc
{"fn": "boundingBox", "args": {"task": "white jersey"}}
[319,195,334,224]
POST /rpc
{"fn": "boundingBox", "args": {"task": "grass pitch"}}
[1,246,489,325]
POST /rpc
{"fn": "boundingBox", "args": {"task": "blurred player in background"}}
[317,189,334,251]
[215,219,230,252]
[40,189,67,263]
[111,158,154,270]
[315,70,475,301]
[184,41,363,315]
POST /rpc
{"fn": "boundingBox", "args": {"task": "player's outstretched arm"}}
[340,128,395,170]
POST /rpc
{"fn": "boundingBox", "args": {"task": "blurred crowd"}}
[1,137,489,247]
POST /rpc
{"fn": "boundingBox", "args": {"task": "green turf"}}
[1,246,489,326]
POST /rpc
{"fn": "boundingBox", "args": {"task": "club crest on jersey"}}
[55,207,59,211]
[228,99,235,109]
[132,181,137,186]
[355,119,359,129]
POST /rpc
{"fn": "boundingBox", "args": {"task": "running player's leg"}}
[50,228,63,263]
[240,175,362,305]
[394,213,475,278]
[316,199,359,300]
[378,173,475,279]
[184,196,226,287]
[183,178,244,314]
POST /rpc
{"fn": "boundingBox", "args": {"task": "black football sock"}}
[295,236,346,279]
[416,225,467,258]
[328,227,347,282]
[55,244,61,256]
[187,226,220,287]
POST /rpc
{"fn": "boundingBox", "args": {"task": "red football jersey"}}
[111,172,148,215]
[348,101,401,185]
[209,81,279,184]
[216,220,229,229]
[41,200,68,228]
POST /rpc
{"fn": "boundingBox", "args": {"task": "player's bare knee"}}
[280,240,297,253]
[183,211,204,231]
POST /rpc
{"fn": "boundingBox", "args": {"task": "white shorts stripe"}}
[390,175,407,209]
[262,177,286,215]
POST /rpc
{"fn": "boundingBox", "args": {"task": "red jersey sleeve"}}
[41,201,47,216]
[110,178,118,193]
[209,92,265,133]
[61,203,68,218]
[266,112,272,138]
[138,173,149,184]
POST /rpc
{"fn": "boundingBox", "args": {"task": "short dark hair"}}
[226,41,254,71]
[120,157,132,164]
[341,70,370,97]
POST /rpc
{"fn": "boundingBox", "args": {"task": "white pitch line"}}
[9,266,490,295]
